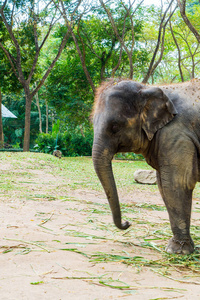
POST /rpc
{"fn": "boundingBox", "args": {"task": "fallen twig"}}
[3,238,50,253]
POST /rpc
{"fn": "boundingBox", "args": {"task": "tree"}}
[99,0,145,79]
[0,0,81,151]
[73,2,146,81]
[0,12,21,147]
[177,0,200,43]
[53,0,96,93]
[171,27,200,79]
[2,0,200,153]
[161,2,200,82]
[45,44,94,132]
[74,12,121,81]
[142,0,177,83]
[43,2,149,131]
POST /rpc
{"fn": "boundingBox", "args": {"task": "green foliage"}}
[52,119,60,135]
[35,130,93,157]
[45,42,93,130]
[115,153,144,160]
[141,1,200,83]
[44,5,148,130]
[1,0,200,152]
[1,1,42,84]
[0,16,21,92]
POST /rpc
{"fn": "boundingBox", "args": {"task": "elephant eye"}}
[111,123,120,134]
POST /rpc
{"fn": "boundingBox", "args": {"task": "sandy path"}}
[0,153,200,299]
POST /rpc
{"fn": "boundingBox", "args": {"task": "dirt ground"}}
[0,153,200,300]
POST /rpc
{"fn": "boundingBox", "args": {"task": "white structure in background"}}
[2,104,17,118]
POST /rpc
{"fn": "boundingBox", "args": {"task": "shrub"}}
[35,132,144,160]
[115,152,144,160]
[34,131,93,157]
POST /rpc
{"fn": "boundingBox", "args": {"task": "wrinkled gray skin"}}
[92,79,200,255]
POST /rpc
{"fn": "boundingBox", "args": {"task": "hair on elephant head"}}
[92,80,177,155]
[92,79,199,254]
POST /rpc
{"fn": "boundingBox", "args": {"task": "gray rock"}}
[134,169,157,185]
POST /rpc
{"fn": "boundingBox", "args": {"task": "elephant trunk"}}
[92,142,131,230]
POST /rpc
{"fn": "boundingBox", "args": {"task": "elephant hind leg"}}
[156,170,195,254]
[166,237,194,255]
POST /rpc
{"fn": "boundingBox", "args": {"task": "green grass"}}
[0,152,158,194]
[1,151,199,195]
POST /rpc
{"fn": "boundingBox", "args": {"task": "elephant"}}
[91,78,200,255]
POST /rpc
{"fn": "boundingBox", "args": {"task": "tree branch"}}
[111,43,123,77]
[100,0,137,78]
[177,0,200,43]
[169,20,184,81]
[0,2,25,83]
[142,0,176,83]
[55,0,96,93]
[27,6,59,84]
[0,0,8,11]
[121,1,136,53]
[0,42,20,81]
[31,29,71,98]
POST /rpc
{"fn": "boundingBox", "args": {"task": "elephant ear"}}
[139,87,177,141]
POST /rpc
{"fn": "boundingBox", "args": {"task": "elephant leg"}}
[156,168,195,255]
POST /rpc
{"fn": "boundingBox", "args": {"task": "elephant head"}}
[92,80,177,230]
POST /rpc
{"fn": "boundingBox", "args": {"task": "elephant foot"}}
[165,237,194,255]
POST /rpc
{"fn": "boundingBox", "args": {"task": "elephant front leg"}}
[157,170,195,254]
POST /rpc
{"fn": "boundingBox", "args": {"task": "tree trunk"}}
[0,87,4,148]
[23,87,32,151]
[45,99,48,134]
[35,90,42,133]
